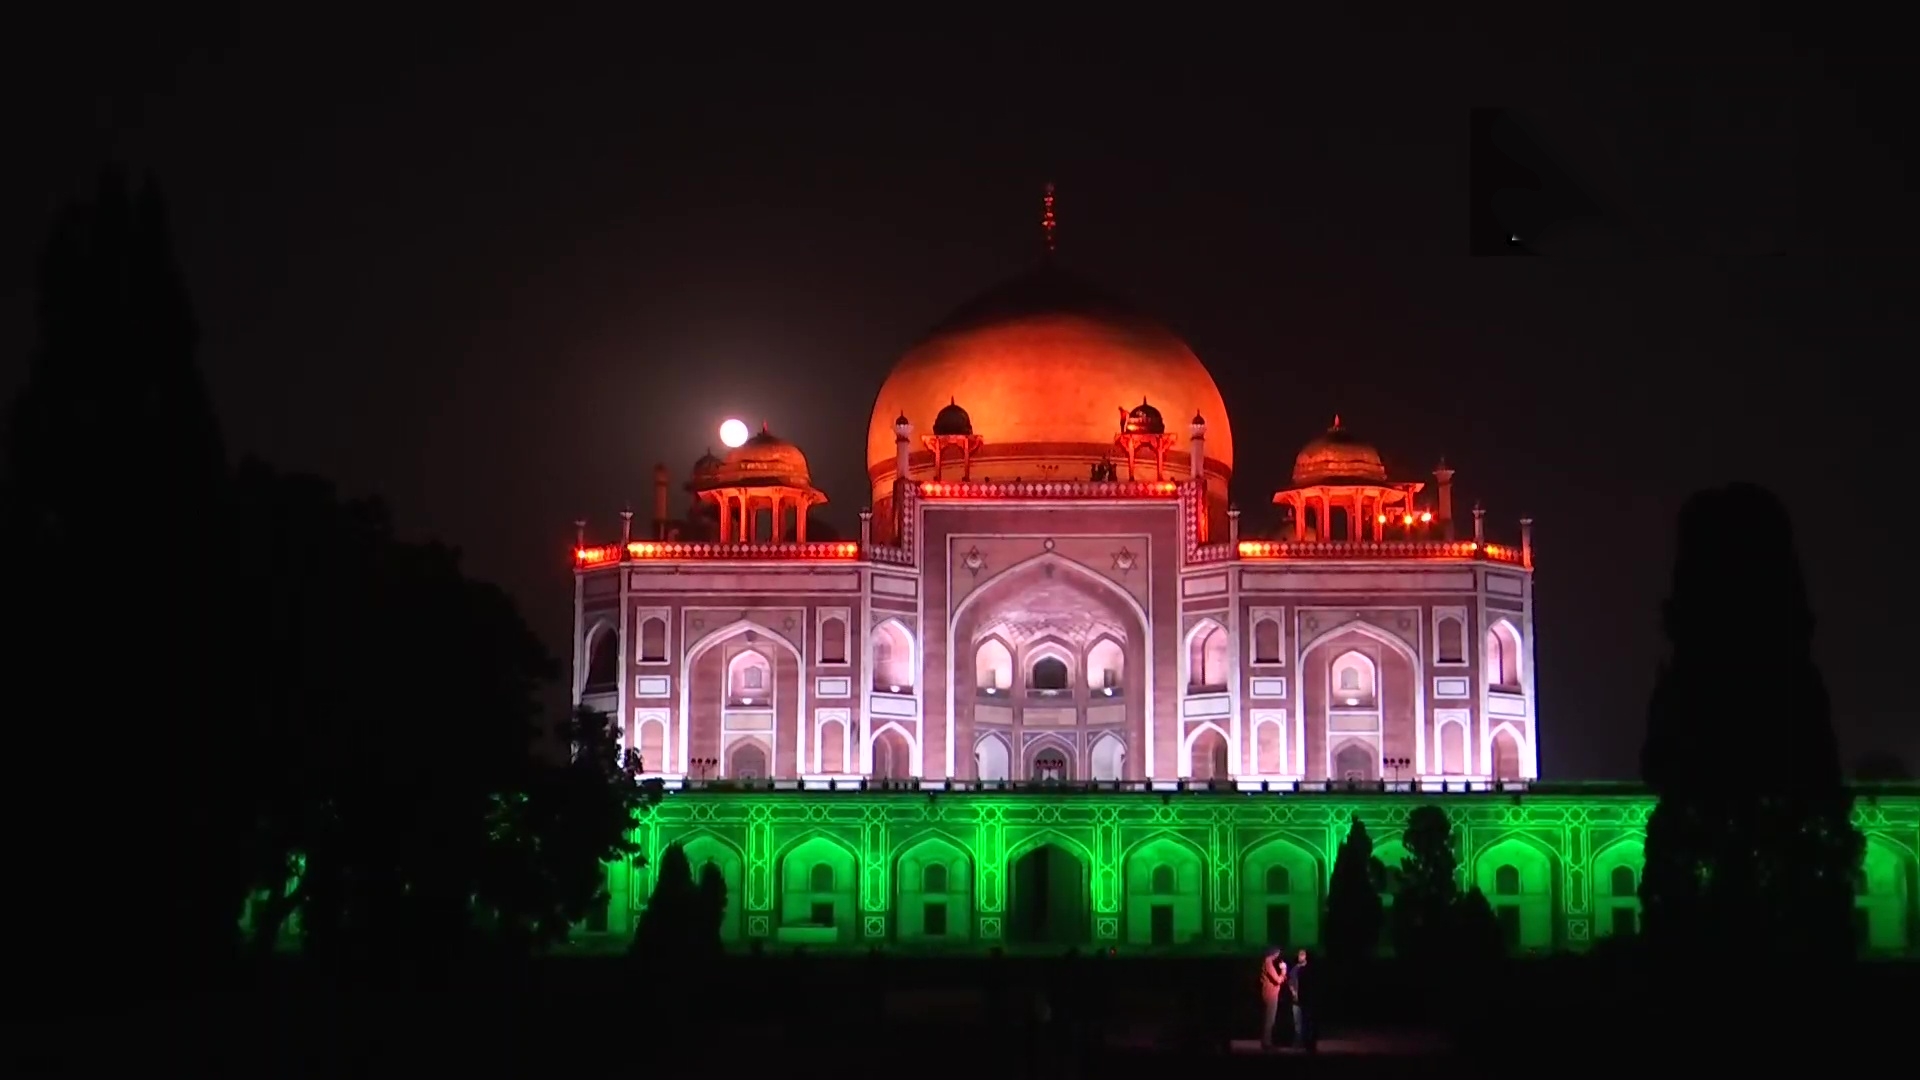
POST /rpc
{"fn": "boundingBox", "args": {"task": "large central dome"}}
[866,266,1234,497]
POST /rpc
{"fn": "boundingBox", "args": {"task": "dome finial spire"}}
[1041,182,1058,258]
[1331,413,1343,431]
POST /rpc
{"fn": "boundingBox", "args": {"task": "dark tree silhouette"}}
[1449,886,1505,966]
[1323,816,1386,961]
[1640,484,1862,971]
[697,858,730,952]
[2,171,246,981]
[1852,751,1911,782]
[633,842,724,962]
[1389,805,1459,966]
[226,464,651,965]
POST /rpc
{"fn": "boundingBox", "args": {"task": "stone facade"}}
[575,482,1539,789]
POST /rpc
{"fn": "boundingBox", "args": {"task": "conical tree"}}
[3,170,242,981]
[1639,484,1861,968]
[1324,816,1385,961]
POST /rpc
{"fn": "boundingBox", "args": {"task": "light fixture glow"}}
[719,418,750,448]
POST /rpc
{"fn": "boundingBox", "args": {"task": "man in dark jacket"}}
[1288,948,1315,1051]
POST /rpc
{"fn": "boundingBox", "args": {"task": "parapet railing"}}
[641,777,1545,796]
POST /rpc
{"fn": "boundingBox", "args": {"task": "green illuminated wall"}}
[604,789,1920,956]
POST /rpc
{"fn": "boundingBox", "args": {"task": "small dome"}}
[709,424,814,489]
[1292,415,1388,485]
[933,397,974,437]
[1123,397,1166,435]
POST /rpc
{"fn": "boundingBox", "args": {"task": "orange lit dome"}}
[1291,416,1388,486]
[866,266,1233,497]
[703,425,816,490]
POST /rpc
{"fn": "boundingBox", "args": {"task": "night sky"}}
[4,19,1914,778]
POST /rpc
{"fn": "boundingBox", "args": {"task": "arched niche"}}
[1490,725,1525,781]
[726,737,770,780]
[1332,739,1377,783]
[1027,737,1073,782]
[1186,619,1229,692]
[974,636,1013,694]
[873,618,916,693]
[1025,639,1074,694]
[1858,837,1912,954]
[1186,724,1230,781]
[1251,615,1283,665]
[896,835,973,945]
[949,551,1150,782]
[778,834,859,941]
[637,614,668,663]
[1329,650,1377,709]
[1435,614,1465,665]
[871,724,915,780]
[584,623,619,690]
[974,732,1011,782]
[1089,732,1127,782]
[1086,636,1125,694]
[1591,838,1645,939]
[1474,836,1556,952]
[680,833,746,942]
[1241,836,1321,947]
[1486,620,1522,690]
[818,614,848,665]
[1123,835,1206,947]
[727,649,771,705]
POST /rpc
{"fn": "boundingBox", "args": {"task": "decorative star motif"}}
[783,616,796,632]
[963,545,986,577]
[691,617,705,631]
[1111,546,1137,574]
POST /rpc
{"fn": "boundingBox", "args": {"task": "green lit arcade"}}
[596,783,1920,957]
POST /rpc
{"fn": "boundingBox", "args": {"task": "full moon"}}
[718,418,750,448]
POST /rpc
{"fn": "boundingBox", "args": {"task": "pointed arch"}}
[1859,836,1912,953]
[1329,649,1377,707]
[1024,636,1076,693]
[1591,836,1646,938]
[1487,721,1530,780]
[973,731,1012,782]
[1089,731,1127,781]
[1473,832,1557,952]
[777,832,859,940]
[678,830,746,941]
[872,617,916,692]
[1005,827,1096,867]
[582,619,619,690]
[1123,832,1208,946]
[1486,617,1523,689]
[952,550,1151,629]
[1181,721,1231,780]
[1302,619,1422,779]
[947,549,1153,777]
[1085,632,1126,692]
[1242,834,1323,946]
[773,829,860,868]
[1184,617,1230,691]
[680,618,807,776]
[1299,618,1418,665]
[1329,737,1378,782]
[727,648,772,701]
[868,721,918,779]
[725,736,770,779]
[972,633,1015,693]
[1023,731,1077,781]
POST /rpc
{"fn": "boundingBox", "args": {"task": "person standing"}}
[1258,948,1287,1050]
[1288,948,1314,1051]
